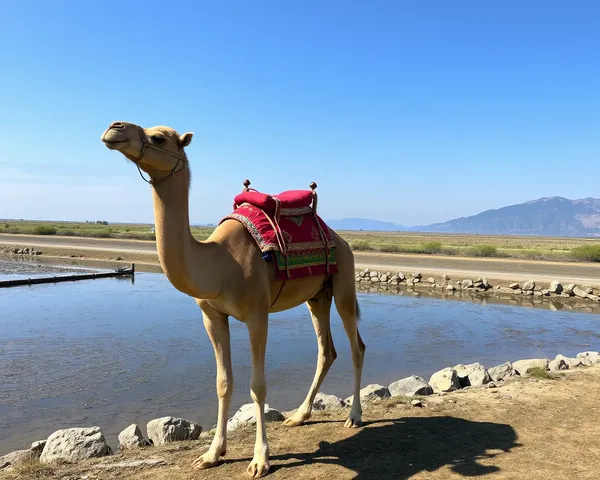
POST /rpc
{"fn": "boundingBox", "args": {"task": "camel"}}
[100,121,365,477]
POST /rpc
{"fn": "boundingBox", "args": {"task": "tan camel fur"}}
[100,121,365,477]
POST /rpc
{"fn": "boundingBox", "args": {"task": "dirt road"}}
[2,233,600,285]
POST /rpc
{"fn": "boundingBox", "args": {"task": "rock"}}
[548,358,568,371]
[462,279,474,288]
[523,290,534,296]
[488,362,515,382]
[397,272,406,281]
[446,284,456,292]
[442,274,450,281]
[388,375,433,397]
[582,285,594,294]
[522,280,535,291]
[406,278,414,286]
[345,384,391,405]
[509,283,520,290]
[118,424,149,449]
[370,276,381,283]
[576,351,600,366]
[573,287,588,299]
[412,272,422,279]
[453,363,491,387]
[40,427,111,463]
[541,289,550,296]
[31,440,46,455]
[554,354,582,369]
[428,368,461,393]
[227,404,284,432]
[497,286,516,295]
[380,274,389,282]
[411,399,423,408]
[146,417,202,446]
[0,450,36,469]
[563,284,575,295]
[587,294,600,302]
[413,277,421,284]
[312,392,346,411]
[427,277,435,284]
[549,281,563,294]
[481,277,489,288]
[369,271,379,278]
[512,358,549,375]
[96,458,169,470]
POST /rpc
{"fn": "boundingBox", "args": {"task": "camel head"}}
[101,121,194,183]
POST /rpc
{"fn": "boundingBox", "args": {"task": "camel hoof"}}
[191,450,225,470]
[247,457,270,477]
[344,416,363,428]
[283,415,308,427]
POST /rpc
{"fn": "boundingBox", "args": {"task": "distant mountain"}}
[327,197,600,237]
[413,197,600,236]
[326,218,408,231]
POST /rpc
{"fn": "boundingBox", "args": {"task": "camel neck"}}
[150,165,220,298]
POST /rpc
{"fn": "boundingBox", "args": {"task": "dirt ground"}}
[5,366,599,480]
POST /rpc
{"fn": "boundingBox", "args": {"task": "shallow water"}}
[1,270,600,455]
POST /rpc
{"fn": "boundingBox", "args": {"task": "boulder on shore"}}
[429,368,461,393]
[40,427,111,464]
[312,392,346,411]
[512,359,549,375]
[146,417,202,446]
[118,424,149,449]
[453,363,491,387]
[576,351,600,366]
[345,384,391,405]
[227,404,284,432]
[488,362,515,382]
[388,375,433,397]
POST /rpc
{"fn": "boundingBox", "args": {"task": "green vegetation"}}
[570,245,600,262]
[527,367,556,380]
[2,219,600,264]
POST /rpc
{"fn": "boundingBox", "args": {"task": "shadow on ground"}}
[266,416,520,478]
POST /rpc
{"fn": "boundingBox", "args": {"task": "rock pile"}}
[2,246,42,255]
[355,269,600,303]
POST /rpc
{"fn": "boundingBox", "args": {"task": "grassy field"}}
[2,219,600,262]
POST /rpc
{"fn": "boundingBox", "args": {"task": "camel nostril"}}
[110,122,125,130]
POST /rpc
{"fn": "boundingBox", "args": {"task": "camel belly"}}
[268,275,327,313]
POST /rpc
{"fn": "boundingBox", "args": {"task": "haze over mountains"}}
[327,197,600,237]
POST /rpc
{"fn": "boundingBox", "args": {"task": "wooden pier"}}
[0,264,135,288]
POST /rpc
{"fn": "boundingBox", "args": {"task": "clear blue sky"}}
[1,0,598,226]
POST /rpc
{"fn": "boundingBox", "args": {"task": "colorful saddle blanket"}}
[221,188,337,281]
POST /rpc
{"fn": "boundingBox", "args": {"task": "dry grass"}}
[4,366,599,480]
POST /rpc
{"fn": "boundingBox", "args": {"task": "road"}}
[2,233,600,285]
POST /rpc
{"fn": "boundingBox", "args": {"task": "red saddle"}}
[234,190,314,216]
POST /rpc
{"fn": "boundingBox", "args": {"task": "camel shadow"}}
[269,416,520,478]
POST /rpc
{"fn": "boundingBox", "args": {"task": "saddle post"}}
[309,182,331,274]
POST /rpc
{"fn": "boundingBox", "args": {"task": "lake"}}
[1,268,600,455]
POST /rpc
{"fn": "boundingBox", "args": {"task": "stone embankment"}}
[2,351,599,473]
[355,268,600,304]
[1,246,42,256]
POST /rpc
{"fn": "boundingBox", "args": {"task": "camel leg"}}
[192,303,232,470]
[245,313,270,478]
[332,268,366,428]
[283,287,336,427]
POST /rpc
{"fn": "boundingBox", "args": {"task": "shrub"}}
[468,245,498,257]
[420,241,442,254]
[33,225,57,235]
[350,240,373,251]
[570,245,600,262]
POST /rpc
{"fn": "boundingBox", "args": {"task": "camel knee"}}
[250,381,267,404]
[216,377,232,400]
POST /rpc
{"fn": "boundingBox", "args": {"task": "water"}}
[1,271,600,455]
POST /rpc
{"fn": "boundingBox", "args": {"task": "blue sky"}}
[1,0,598,226]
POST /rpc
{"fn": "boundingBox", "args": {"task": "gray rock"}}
[563,283,575,295]
[1,450,36,470]
[345,383,391,405]
[227,404,284,432]
[413,277,421,284]
[95,458,169,470]
[118,424,149,449]
[488,362,515,382]
[512,358,549,375]
[582,285,594,294]
[548,358,568,371]
[588,294,600,302]
[442,274,450,281]
[462,279,474,288]
[370,276,381,283]
[497,286,517,295]
[312,392,346,411]
[369,271,379,278]
[30,440,46,455]
[453,363,491,387]
[388,375,433,397]
[427,277,436,284]
[549,281,563,294]
[412,272,422,279]
[146,417,202,446]
[446,284,456,292]
[411,399,423,407]
[509,283,520,290]
[406,278,414,286]
[554,354,582,369]
[397,272,406,281]
[380,274,389,282]
[40,427,111,463]
[522,280,536,291]
[573,287,589,299]
[576,351,600,366]
[429,368,461,393]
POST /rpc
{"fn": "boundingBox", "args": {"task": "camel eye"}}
[151,135,165,145]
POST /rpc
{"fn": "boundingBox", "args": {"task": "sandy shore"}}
[2,233,600,286]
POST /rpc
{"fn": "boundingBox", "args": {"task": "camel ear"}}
[179,132,194,148]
